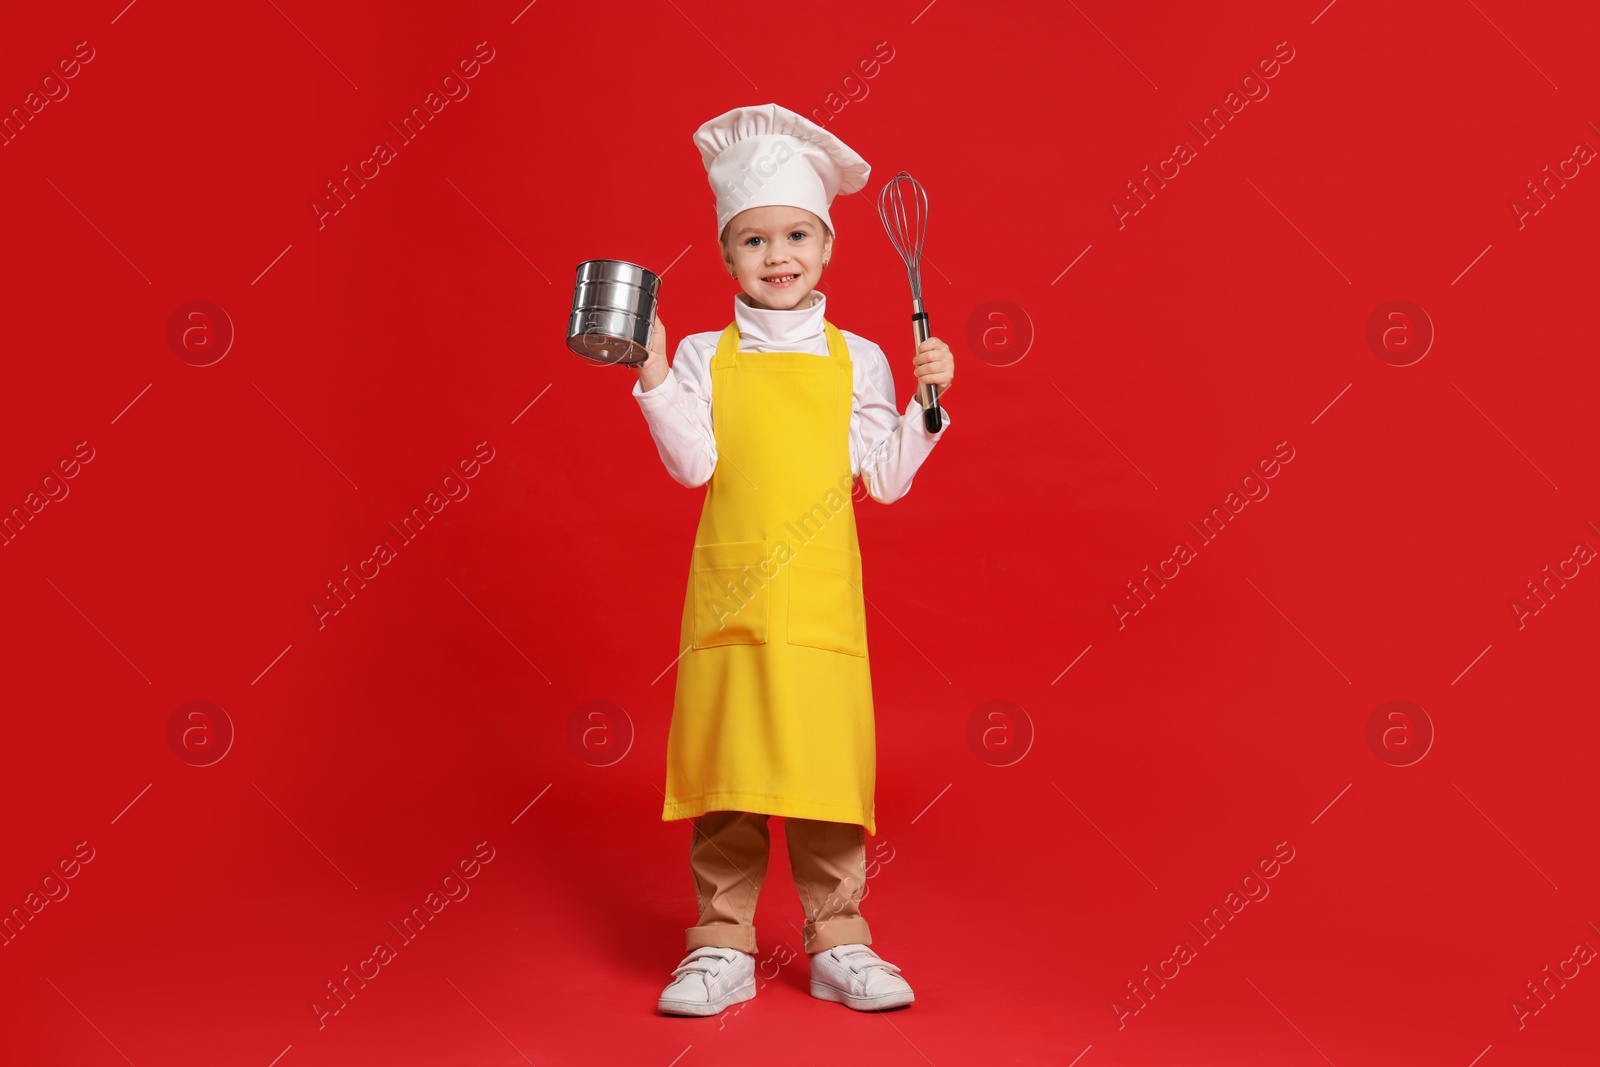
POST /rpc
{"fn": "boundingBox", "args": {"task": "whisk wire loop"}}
[877,171,929,302]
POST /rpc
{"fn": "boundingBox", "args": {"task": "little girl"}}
[631,103,953,1017]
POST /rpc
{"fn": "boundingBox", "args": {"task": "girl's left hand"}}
[913,336,955,398]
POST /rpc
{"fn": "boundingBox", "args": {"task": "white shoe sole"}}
[809,979,914,1011]
[658,978,756,1017]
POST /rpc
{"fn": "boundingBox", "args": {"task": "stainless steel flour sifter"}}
[566,259,660,366]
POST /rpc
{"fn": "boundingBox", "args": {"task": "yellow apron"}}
[661,318,877,836]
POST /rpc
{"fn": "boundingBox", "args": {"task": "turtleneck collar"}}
[733,289,826,346]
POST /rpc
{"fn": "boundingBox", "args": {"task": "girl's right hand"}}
[636,311,668,392]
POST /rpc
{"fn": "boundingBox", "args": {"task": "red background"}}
[3,1,1597,1064]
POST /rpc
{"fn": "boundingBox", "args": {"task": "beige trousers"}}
[686,810,871,956]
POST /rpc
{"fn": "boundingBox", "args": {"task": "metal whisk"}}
[877,171,944,433]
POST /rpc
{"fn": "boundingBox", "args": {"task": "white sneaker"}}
[657,946,757,1017]
[809,943,914,1010]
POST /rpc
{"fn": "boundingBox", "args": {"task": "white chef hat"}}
[694,103,871,244]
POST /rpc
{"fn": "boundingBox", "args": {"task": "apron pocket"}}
[787,543,868,657]
[690,539,772,648]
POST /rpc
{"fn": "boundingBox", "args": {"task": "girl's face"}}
[722,206,833,311]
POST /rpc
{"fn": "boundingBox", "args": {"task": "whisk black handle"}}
[912,304,944,433]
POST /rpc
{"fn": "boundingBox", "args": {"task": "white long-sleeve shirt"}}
[631,290,949,503]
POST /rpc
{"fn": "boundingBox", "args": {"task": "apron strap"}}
[821,321,850,362]
[714,322,741,361]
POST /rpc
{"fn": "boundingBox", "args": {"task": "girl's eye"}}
[789,231,807,241]
[744,237,762,247]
